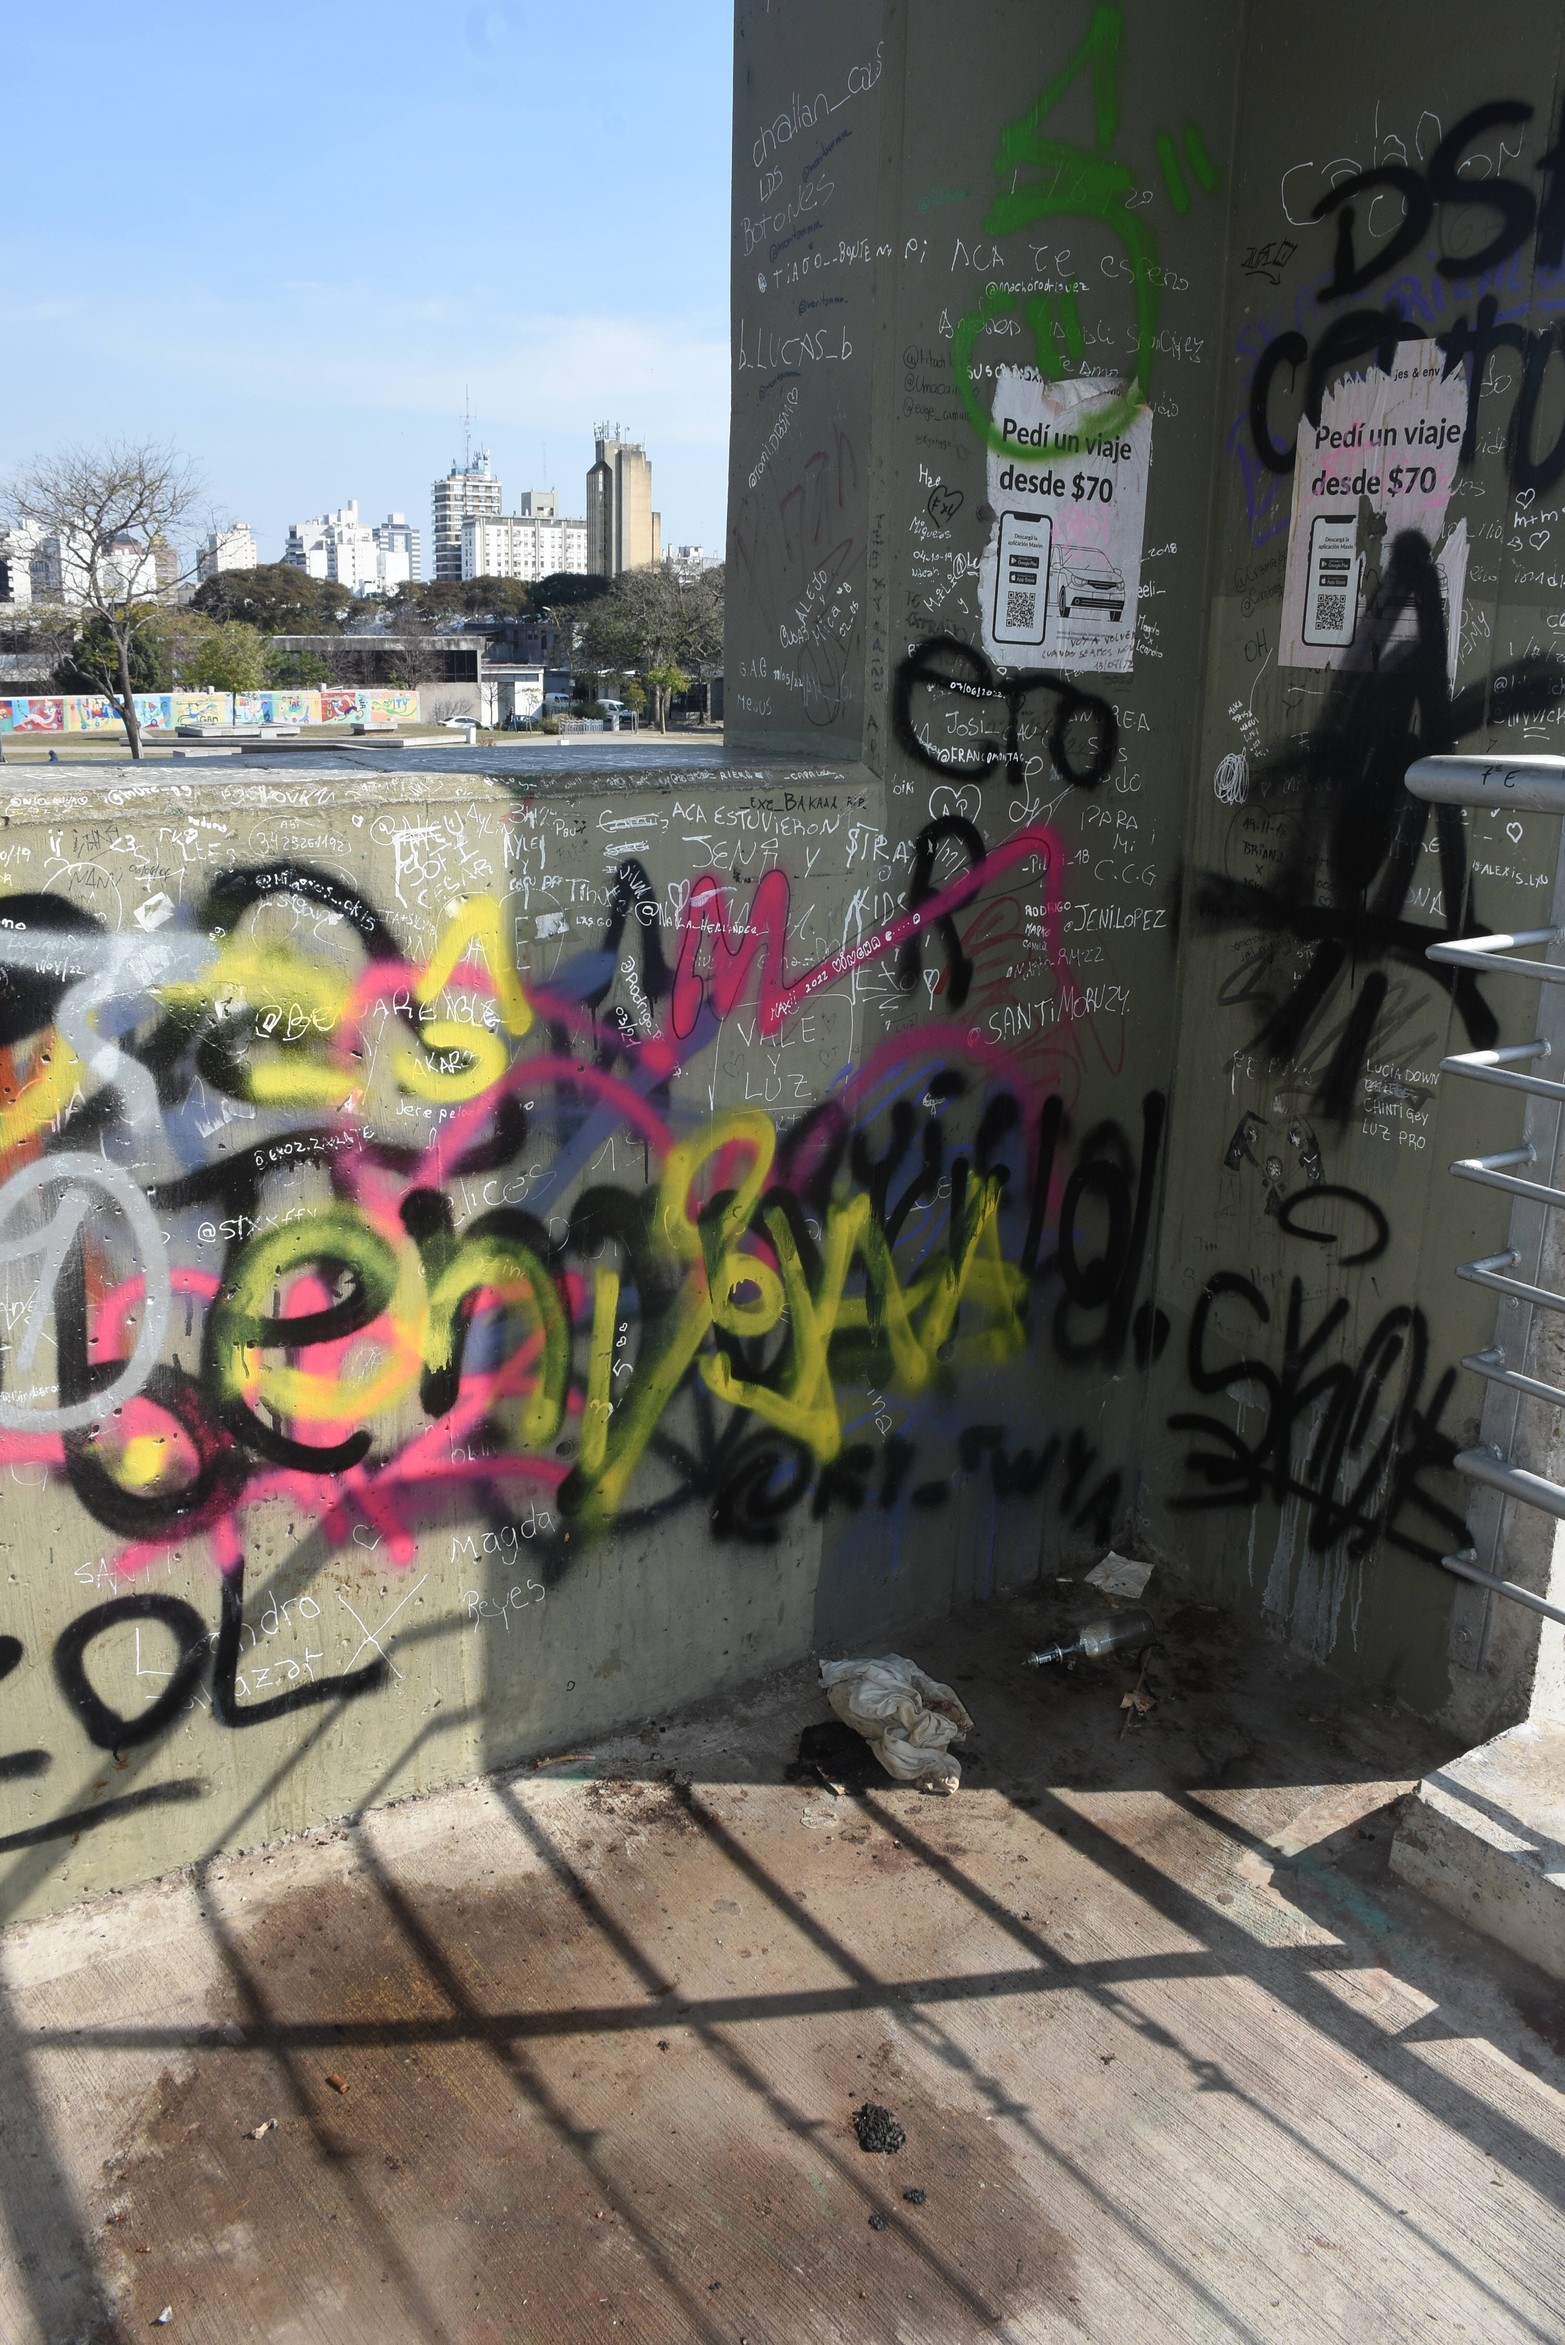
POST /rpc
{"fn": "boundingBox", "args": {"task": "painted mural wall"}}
[727,0,1565,1731]
[0,692,420,735]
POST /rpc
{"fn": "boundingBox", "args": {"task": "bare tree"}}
[10,442,201,759]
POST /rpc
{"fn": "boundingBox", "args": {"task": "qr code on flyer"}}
[1005,591,1036,630]
[1313,593,1347,633]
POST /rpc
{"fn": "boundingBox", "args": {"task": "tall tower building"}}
[586,428,661,576]
[431,448,503,582]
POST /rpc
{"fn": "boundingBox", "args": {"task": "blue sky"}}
[4,1,732,565]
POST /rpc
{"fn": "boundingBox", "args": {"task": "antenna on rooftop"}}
[462,387,473,476]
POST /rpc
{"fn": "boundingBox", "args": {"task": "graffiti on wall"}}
[951,4,1220,456]
[1242,93,1565,544]
[0,763,1169,1828]
[1199,529,1565,1119]
[1170,1243,1469,1571]
[1178,75,1565,1659]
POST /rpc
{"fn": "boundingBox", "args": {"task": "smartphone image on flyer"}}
[993,511,1052,650]
[1302,514,1363,648]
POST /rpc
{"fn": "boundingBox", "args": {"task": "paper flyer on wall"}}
[1279,346,1468,683]
[979,369,1152,676]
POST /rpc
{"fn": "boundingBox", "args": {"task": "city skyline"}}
[0,1,731,565]
[278,429,610,583]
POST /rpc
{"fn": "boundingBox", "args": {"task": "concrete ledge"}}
[1390,1718,1565,1981]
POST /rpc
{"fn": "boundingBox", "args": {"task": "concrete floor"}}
[1,1593,1561,2345]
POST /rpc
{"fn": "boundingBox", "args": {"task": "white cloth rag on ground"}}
[819,1655,974,1793]
[1085,1551,1154,1601]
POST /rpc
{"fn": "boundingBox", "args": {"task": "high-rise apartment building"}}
[586,429,661,576]
[196,522,257,582]
[283,503,417,594]
[0,526,36,607]
[373,513,422,585]
[461,491,589,584]
[23,531,157,606]
[666,544,717,581]
[285,502,377,590]
[151,537,182,604]
[431,451,503,582]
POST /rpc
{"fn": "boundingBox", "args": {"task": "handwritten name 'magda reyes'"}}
[997,410,1134,497]
[1309,415,1461,498]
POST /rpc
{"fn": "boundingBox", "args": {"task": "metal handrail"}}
[1440,1042,1563,1105]
[1449,1148,1565,1211]
[1460,1346,1565,1413]
[1407,752,1565,814]
[1440,1547,1565,1628]
[1425,928,1565,982]
[1455,1444,1565,1522]
[1455,1248,1565,1313]
[1406,753,1565,1634]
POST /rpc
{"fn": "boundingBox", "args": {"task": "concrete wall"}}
[0,754,1112,1917]
[727,0,1565,1735]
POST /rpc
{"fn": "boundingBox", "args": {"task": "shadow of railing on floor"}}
[4,1688,1563,2341]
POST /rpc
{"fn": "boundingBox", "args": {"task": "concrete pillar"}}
[728,0,1565,1731]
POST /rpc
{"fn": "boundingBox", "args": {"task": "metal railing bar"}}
[1456,1251,1565,1313]
[1450,1042,1551,1067]
[1461,1349,1565,1412]
[1413,760,1565,1641]
[1440,1051,1565,1105]
[1406,753,1565,814]
[1455,1445,1565,1522]
[1440,1548,1565,1628]
[1431,928,1560,953]
[1449,1152,1565,1209]
[1426,930,1565,982]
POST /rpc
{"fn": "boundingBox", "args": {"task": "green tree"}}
[13,440,201,758]
[532,571,611,614]
[641,661,691,731]
[54,613,168,696]
[580,564,723,731]
[263,643,326,689]
[190,620,267,692]
[388,576,535,626]
[139,604,220,687]
[385,579,461,625]
[191,563,356,633]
